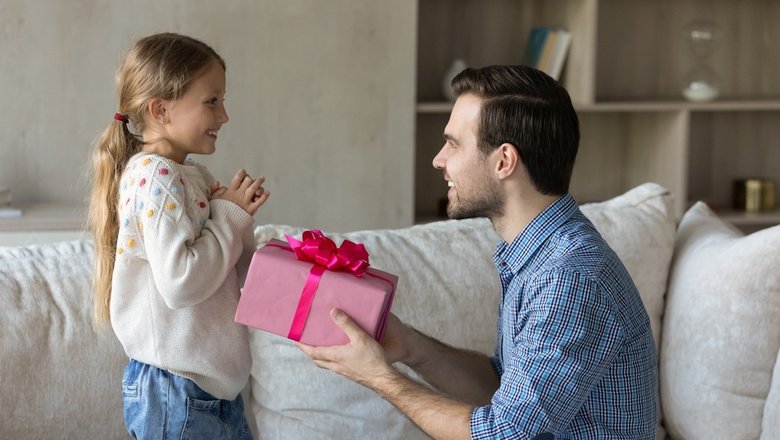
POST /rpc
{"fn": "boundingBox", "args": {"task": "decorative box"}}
[235,231,397,346]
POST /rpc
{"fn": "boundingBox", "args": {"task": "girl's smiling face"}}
[145,59,229,163]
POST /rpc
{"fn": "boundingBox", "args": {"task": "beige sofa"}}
[2,183,779,439]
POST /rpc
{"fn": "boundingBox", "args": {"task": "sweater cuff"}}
[209,199,254,231]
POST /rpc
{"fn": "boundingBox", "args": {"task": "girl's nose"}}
[219,103,229,124]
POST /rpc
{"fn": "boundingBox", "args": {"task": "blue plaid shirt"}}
[470,194,657,439]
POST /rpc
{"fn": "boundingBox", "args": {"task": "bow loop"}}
[336,240,370,276]
[285,230,370,276]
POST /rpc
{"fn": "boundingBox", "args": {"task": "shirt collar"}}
[493,193,578,274]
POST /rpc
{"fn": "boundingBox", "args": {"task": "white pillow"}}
[660,202,780,439]
[247,182,676,439]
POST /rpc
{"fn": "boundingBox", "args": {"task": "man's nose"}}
[432,146,446,169]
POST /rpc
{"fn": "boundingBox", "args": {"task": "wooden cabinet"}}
[414,0,780,229]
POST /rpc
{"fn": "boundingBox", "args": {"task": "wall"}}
[0,0,416,232]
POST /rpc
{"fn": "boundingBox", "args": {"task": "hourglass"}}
[682,21,720,102]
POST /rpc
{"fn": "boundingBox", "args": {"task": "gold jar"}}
[762,179,776,211]
[733,179,763,212]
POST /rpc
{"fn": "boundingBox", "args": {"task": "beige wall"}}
[0,0,416,231]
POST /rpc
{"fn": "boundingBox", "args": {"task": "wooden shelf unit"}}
[414,0,780,228]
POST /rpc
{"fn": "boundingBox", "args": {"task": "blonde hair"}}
[88,33,225,326]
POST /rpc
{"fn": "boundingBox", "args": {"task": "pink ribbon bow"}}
[282,230,371,341]
[285,229,370,277]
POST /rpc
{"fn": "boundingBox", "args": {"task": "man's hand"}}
[377,313,413,365]
[297,308,398,388]
[299,309,478,440]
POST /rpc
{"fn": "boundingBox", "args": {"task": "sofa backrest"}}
[0,182,677,439]
[0,241,127,439]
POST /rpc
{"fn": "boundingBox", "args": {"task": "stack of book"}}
[0,186,22,218]
[522,26,572,81]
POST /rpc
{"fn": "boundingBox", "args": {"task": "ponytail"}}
[88,118,139,327]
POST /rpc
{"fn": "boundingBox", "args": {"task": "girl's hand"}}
[210,180,227,200]
[214,169,270,215]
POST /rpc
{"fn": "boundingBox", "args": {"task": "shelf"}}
[414,212,448,224]
[418,100,780,114]
[416,102,454,113]
[0,202,85,232]
[716,209,780,226]
[582,100,780,112]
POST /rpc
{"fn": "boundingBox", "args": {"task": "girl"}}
[88,33,269,439]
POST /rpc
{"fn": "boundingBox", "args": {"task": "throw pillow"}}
[660,202,780,439]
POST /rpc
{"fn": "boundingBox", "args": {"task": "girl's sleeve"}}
[236,226,257,288]
[135,157,254,309]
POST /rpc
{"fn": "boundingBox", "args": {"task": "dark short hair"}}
[451,65,579,195]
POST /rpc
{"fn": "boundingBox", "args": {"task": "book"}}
[522,27,549,68]
[547,29,572,80]
[536,29,560,74]
[0,206,22,218]
[522,26,572,81]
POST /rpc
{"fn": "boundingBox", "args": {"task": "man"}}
[299,65,657,439]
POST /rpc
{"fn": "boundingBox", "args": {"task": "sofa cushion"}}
[0,241,127,439]
[660,202,780,439]
[579,182,676,350]
[248,182,676,439]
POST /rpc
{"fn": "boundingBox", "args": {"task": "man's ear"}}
[495,143,519,180]
[147,98,168,125]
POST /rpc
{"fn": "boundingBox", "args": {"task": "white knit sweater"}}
[110,153,255,400]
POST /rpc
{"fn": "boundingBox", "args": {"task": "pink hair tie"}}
[113,113,129,124]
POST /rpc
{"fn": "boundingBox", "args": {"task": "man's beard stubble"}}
[446,178,504,222]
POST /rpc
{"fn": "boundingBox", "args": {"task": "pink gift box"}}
[235,237,398,346]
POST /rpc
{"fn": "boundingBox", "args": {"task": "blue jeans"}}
[122,359,253,440]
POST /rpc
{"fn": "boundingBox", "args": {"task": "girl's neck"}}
[141,138,186,164]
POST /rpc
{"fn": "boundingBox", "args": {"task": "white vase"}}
[441,59,467,101]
